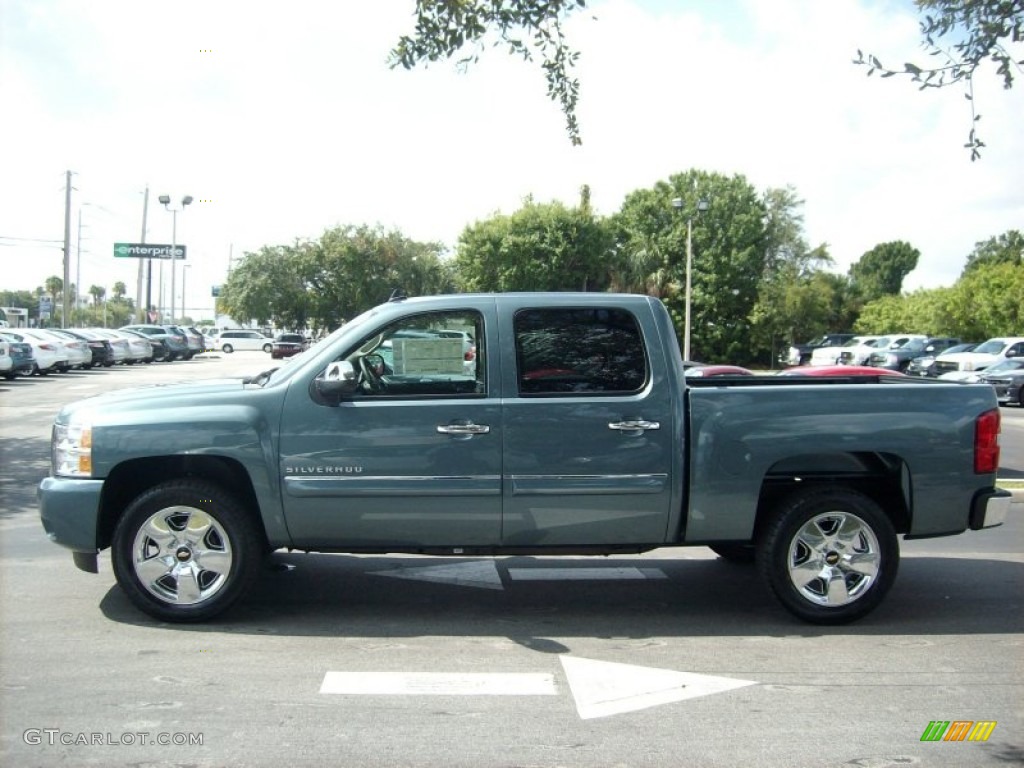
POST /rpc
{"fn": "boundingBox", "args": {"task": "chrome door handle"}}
[437,423,491,435]
[608,420,660,432]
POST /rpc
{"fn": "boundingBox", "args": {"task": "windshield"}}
[261,304,383,386]
[985,359,1024,374]
[973,339,1009,355]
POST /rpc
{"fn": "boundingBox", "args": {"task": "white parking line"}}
[508,566,667,581]
[320,672,556,696]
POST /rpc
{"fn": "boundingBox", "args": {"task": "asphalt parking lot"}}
[1,354,1021,768]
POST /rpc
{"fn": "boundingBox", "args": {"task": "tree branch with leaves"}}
[390,0,587,145]
[854,0,1024,160]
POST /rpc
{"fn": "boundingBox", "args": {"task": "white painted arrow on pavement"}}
[320,656,757,720]
[372,560,505,590]
[560,656,757,720]
[370,560,668,590]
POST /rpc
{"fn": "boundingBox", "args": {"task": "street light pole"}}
[685,214,694,361]
[158,194,192,323]
[672,195,709,362]
[169,208,177,322]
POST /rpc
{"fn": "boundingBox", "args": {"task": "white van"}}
[218,329,273,353]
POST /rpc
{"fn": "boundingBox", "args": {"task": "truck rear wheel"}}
[756,487,898,624]
[112,480,262,622]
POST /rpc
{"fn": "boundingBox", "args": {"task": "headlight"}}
[885,353,898,365]
[53,422,93,477]
[963,361,974,372]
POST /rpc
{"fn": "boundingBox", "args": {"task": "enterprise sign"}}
[113,242,187,260]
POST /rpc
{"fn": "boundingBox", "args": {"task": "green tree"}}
[220,225,451,333]
[390,0,586,145]
[454,187,613,292]
[112,281,127,300]
[748,187,846,363]
[220,243,309,330]
[949,261,1024,338]
[856,287,958,336]
[848,241,920,305]
[89,285,106,307]
[854,0,1024,159]
[613,170,767,365]
[962,229,1024,274]
[43,275,63,326]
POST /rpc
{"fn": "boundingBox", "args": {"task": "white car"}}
[840,335,926,366]
[932,336,1024,377]
[809,335,880,366]
[47,329,97,369]
[0,339,12,377]
[3,328,69,374]
[89,329,130,364]
[938,358,1024,384]
[106,329,153,363]
[218,329,273,353]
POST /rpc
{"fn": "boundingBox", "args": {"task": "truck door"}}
[500,304,675,546]
[278,305,502,548]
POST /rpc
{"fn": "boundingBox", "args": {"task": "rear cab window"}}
[513,307,649,395]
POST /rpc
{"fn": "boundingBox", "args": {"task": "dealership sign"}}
[113,243,186,260]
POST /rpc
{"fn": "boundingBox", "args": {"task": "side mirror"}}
[316,361,358,398]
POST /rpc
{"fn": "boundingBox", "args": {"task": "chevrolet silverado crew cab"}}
[39,293,1011,625]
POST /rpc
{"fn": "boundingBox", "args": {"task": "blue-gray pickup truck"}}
[39,293,1011,624]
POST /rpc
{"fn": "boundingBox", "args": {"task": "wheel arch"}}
[754,451,911,540]
[97,456,269,551]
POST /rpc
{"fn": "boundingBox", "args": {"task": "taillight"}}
[464,346,476,362]
[974,408,1001,474]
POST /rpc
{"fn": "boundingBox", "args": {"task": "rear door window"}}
[514,308,648,395]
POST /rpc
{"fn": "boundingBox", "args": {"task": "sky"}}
[2,0,1022,321]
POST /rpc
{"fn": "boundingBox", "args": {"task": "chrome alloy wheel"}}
[786,511,880,607]
[132,506,233,605]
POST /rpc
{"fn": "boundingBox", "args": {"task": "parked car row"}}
[785,333,1024,377]
[0,323,215,379]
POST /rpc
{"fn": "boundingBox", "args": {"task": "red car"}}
[779,365,906,377]
[270,333,309,360]
[684,364,754,377]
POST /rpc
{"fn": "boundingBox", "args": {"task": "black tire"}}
[708,543,755,564]
[262,343,272,353]
[222,344,234,354]
[756,487,898,625]
[112,480,263,622]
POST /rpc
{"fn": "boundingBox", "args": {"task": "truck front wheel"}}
[757,488,898,625]
[112,480,262,622]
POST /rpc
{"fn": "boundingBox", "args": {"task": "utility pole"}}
[138,186,149,322]
[62,170,73,328]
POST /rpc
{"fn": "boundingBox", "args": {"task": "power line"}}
[0,235,64,244]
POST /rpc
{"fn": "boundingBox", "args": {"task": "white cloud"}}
[2,0,1021,317]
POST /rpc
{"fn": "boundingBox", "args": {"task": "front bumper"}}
[38,476,104,561]
[970,488,1012,530]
